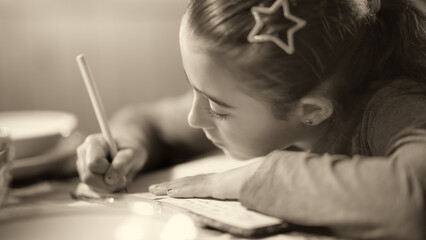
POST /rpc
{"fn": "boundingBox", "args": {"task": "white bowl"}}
[0,111,78,159]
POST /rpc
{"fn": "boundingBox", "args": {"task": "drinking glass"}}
[0,128,13,207]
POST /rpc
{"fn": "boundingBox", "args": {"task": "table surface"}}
[0,151,344,240]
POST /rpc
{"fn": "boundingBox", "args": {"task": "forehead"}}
[179,14,262,89]
[180,16,257,105]
[179,14,249,87]
[180,23,239,98]
[180,14,227,78]
[179,13,280,111]
[179,13,209,60]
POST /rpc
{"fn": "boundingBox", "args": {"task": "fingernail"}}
[149,185,158,191]
[167,189,176,195]
[105,172,119,185]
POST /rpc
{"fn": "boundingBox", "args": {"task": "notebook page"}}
[132,192,283,229]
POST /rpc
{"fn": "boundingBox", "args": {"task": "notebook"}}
[132,193,290,237]
[73,184,290,237]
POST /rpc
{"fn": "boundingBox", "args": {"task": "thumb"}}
[104,149,135,185]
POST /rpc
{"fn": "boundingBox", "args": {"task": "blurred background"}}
[0,0,191,134]
[1,0,425,135]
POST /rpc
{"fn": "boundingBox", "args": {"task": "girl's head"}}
[180,0,426,159]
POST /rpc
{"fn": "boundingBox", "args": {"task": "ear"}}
[297,96,333,126]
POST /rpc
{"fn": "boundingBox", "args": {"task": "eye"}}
[206,100,229,120]
[205,107,228,120]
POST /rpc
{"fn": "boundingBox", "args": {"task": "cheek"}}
[236,110,306,153]
[217,121,252,143]
[217,119,289,157]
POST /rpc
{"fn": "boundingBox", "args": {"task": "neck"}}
[293,120,331,151]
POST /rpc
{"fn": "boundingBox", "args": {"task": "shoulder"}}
[370,78,426,102]
[361,78,426,156]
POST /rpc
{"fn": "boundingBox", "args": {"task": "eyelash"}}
[205,107,228,120]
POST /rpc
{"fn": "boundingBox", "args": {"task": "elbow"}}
[392,186,425,240]
[372,177,426,240]
[331,199,426,240]
[384,204,425,240]
[383,148,426,240]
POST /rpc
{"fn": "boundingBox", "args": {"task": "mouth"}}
[204,132,224,148]
[212,141,224,148]
[208,137,224,147]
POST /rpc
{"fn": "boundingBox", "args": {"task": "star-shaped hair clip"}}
[247,0,306,54]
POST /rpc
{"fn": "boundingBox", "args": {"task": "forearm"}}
[240,146,426,240]
[109,92,215,171]
[110,103,166,171]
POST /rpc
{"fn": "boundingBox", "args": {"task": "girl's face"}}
[179,17,306,160]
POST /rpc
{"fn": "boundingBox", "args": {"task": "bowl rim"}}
[0,110,78,141]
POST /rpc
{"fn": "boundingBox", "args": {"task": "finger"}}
[76,149,87,182]
[84,134,110,156]
[149,183,169,195]
[76,145,86,176]
[149,178,190,195]
[149,175,208,196]
[78,134,109,173]
[167,182,211,198]
[82,172,127,193]
[104,149,135,185]
[86,145,110,174]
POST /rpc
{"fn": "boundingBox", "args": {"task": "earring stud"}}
[304,120,313,125]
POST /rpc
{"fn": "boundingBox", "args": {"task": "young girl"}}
[76,0,426,239]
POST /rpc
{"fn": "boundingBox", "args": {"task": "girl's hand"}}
[76,134,147,193]
[148,158,264,200]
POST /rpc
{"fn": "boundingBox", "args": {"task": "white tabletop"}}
[0,152,343,240]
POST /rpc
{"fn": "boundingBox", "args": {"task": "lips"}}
[209,138,223,147]
[204,132,224,147]
[212,141,224,147]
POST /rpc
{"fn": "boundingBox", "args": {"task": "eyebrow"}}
[184,71,235,109]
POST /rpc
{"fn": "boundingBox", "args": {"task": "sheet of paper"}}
[73,187,283,230]
[130,192,283,230]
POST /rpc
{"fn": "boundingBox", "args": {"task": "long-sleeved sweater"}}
[239,79,426,240]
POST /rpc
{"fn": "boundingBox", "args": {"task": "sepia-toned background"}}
[0,0,190,134]
[1,0,425,134]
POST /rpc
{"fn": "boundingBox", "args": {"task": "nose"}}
[187,92,215,129]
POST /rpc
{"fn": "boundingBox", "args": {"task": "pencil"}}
[76,54,118,158]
